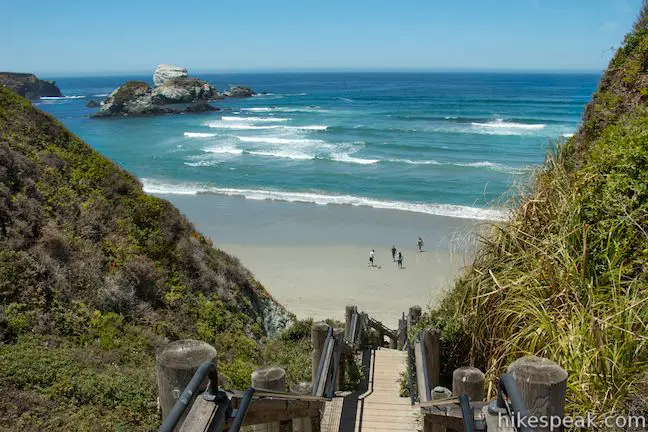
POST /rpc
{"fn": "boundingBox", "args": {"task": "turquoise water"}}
[37,72,599,220]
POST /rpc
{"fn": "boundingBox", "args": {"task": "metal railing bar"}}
[459,394,475,432]
[315,331,336,396]
[312,327,333,396]
[418,330,432,402]
[159,361,219,432]
[406,339,416,405]
[328,334,343,398]
[228,387,255,432]
[499,373,532,432]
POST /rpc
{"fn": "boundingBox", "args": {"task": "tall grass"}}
[422,116,648,417]
[420,5,648,418]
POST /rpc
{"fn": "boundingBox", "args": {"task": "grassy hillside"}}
[0,87,302,431]
[419,4,648,419]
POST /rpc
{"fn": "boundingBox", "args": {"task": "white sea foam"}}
[93,93,110,97]
[247,150,314,160]
[561,132,574,138]
[331,153,379,165]
[184,160,220,167]
[184,132,217,138]
[458,161,499,167]
[40,95,86,100]
[471,119,546,130]
[236,136,323,145]
[241,106,326,113]
[207,122,283,130]
[203,146,244,155]
[207,122,327,131]
[387,158,440,165]
[222,116,290,122]
[284,125,328,131]
[142,179,508,221]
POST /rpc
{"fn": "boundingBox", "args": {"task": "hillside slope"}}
[0,87,292,430]
[420,3,648,420]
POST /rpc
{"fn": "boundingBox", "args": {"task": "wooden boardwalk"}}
[321,348,420,432]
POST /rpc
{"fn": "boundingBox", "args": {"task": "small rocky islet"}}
[91,64,257,118]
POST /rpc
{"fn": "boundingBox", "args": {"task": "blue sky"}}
[0,0,643,75]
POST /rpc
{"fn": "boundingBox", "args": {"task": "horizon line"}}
[31,67,605,78]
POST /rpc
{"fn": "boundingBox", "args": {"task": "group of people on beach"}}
[368,237,424,270]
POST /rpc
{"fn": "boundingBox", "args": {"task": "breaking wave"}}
[142,179,508,221]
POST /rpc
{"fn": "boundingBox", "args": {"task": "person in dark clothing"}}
[417,237,424,252]
[391,245,397,261]
[397,251,404,269]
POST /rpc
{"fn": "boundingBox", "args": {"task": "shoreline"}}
[160,193,484,327]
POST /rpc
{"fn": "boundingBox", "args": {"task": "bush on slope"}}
[0,87,295,430]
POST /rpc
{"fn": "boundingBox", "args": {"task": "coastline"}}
[160,193,486,326]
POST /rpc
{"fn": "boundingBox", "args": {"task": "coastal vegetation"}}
[0,87,313,430]
[417,3,648,419]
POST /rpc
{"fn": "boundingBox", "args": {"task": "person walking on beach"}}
[369,249,375,267]
[417,237,424,252]
[391,245,397,261]
[397,251,404,269]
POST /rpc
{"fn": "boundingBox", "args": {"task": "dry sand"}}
[222,244,469,328]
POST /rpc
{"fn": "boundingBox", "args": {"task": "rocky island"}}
[0,72,63,99]
[92,64,257,118]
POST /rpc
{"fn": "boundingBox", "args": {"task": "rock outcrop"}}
[223,85,256,98]
[0,72,63,99]
[153,64,188,87]
[91,80,219,118]
[92,65,258,118]
[151,77,222,104]
[86,100,102,108]
[184,101,221,113]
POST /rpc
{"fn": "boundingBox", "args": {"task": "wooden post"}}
[452,366,485,401]
[155,339,217,422]
[423,328,440,389]
[397,316,405,350]
[333,328,345,391]
[507,356,568,432]
[252,366,287,432]
[344,305,355,340]
[388,335,397,349]
[408,305,422,327]
[291,382,314,432]
[311,322,329,383]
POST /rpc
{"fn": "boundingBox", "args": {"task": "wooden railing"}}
[398,305,569,432]
[157,304,396,432]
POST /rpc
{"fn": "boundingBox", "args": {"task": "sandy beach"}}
[162,193,486,327]
[222,244,467,327]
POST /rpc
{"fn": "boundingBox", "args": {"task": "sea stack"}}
[153,64,188,87]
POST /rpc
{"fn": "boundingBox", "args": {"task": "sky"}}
[0,0,644,75]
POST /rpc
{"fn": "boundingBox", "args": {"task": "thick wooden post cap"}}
[507,356,568,384]
[252,366,286,383]
[156,339,217,369]
[290,381,314,395]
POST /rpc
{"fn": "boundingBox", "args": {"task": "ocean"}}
[36,72,599,221]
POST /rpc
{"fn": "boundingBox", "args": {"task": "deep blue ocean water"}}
[36,72,600,220]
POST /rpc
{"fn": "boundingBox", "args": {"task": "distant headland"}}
[0,72,63,99]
